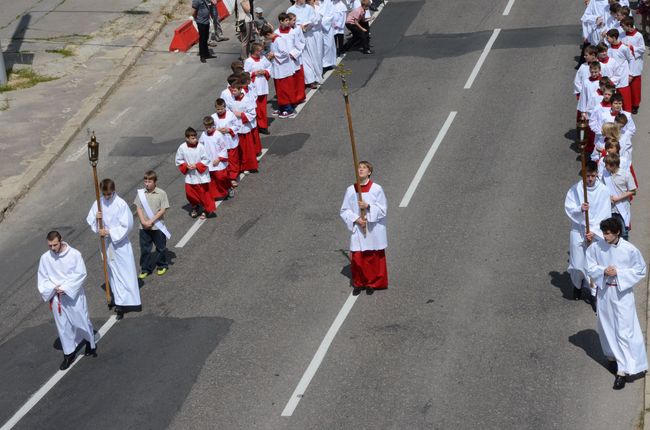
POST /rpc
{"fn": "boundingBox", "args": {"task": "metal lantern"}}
[87,132,99,166]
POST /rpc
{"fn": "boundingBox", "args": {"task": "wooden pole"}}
[88,134,112,305]
[336,64,367,234]
[577,119,590,235]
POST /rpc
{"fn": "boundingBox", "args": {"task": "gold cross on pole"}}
[334,63,352,97]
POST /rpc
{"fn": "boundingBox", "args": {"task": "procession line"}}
[399,111,457,208]
[281,292,359,417]
[502,0,515,16]
[294,0,388,116]
[0,315,118,430]
[464,28,500,89]
[174,148,269,248]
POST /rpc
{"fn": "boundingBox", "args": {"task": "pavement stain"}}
[235,214,263,238]
[265,132,310,157]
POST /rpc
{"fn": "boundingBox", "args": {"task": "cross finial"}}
[335,63,352,96]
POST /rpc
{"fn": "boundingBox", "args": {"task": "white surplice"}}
[317,0,337,68]
[288,3,323,84]
[586,238,648,375]
[340,181,388,251]
[564,179,612,290]
[86,194,141,308]
[38,243,95,355]
[211,110,240,150]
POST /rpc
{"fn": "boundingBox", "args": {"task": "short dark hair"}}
[359,160,374,175]
[251,42,264,53]
[610,93,624,104]
[614,113,628,126]
[621,16,635,28]
[585,45,598,56]
[203,115,215,126]
[260,25,274,37]
[589,61,601,70]
[600,217,622,235]
[606,28,619,39]
[185,127,197,137]
[596,43,609,54]
[144,170,158,182]
[227,74,241,86]
[215,98,226,107]
[46,231,62,241]
[100,178,116,193]
[585,160,598,174]
[278,12,290,21]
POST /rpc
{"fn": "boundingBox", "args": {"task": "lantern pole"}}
[87,133,112,305]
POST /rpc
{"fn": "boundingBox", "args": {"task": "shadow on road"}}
[548,270,575,300]
[569,329,608,371]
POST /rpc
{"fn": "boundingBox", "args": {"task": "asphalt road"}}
[0,0,647,428]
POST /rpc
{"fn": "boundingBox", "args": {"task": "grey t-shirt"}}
[192,0,211,24]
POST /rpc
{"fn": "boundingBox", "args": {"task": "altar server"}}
[175,127,216,219]
[86,179,142,319]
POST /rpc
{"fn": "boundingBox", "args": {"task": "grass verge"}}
[0,68,58,93]
[45,48,76,57]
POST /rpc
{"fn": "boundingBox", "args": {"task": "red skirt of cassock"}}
[274,76,293,107]
[350,249,388,289]
[238,132,259,171]
[630,75,642,108]
[209,169,230,199]
[227,146,240,180]
[252,127,262,155]
[256,95,268,129]
[618,85,632,113]
[185,182,215,212]
[292,66,306,104]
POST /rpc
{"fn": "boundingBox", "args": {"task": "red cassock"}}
[292,65,306,105]
[351,250,388,289]
[256,95,268,129]
[227,147,240,180]
[618,85,632,113]
[209,169,230,199]
[252,127,262,155]
[238,132,259,171]
[629,76,642,109]
[274,76,293,107]
[178,162,215,212]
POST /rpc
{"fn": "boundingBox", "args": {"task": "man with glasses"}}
[564,160,611,306]
[86,179,142,320]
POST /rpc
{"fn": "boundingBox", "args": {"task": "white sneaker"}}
[272,110,280,116]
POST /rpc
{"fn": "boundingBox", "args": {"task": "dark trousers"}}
[139,229,168,273]
[335,34,344,53]
[345,22,370,51]
[611,212,629,241]
[197,22,210,59]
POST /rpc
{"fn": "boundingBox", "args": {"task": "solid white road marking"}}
[502,0,515,15]
[399,111,457,208]
[109,107,133,125]
[0,316,118,430]
[464,28,500,89]
[281,293,359,417]
[174,148,269,248]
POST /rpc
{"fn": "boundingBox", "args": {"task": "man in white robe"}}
[340,161,388,295]
[86,178,142,319]
[38,231,96,370]
[564,161,611,304]
[586,217,648,389]
[317,0,338,68]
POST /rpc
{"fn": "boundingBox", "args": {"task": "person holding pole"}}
[86,179,142,320]
[340,161,388,296]
[38,231,97,370]
[564,160,611,305]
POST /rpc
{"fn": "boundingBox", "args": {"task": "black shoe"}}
[200,57,207,63]
[205,54,217,59]
[116,310,124,320]
[589,295,597,313]
[59,353,76,370]
[352,287,362,296]
[573,287,582,300]
[366,288,374,295]
[84,344,97,357]
[613,375,626,390]
[632,107,639,114]
[607,360,617,375]
[258,128,270,135]
[362,49,374,55]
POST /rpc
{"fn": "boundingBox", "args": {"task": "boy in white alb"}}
[340,161,388,295]
[175,127,215,219]
[605,29,634,112]
[264,24,299,118]
[245,42,272,134]
[621,17,644,113]
[212,98,240,191]
[229,83,259,172]
[38,231,96,370]
[200,116,231,201]
[86,179,142,319]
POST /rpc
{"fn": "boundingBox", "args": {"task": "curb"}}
[0,0,179,224]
